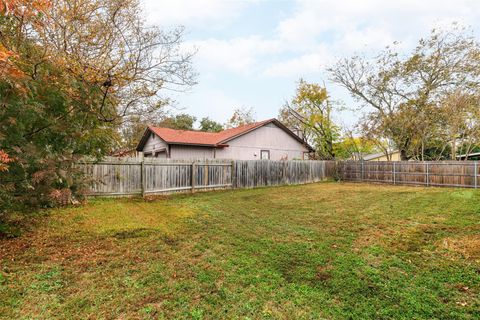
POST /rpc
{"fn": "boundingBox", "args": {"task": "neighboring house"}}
[456,152,480,160]
[136,119,314,160]
[363,150,401,161]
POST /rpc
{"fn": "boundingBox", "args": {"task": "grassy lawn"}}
[1,182,480,319]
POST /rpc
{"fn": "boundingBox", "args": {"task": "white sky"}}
[141,0,480,130]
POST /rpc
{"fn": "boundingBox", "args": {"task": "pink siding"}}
[170,145,215,159]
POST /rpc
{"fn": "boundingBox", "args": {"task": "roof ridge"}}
[148,125,221,135]
[149,118,275,135]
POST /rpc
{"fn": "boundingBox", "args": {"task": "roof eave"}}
[136,127,152,151]
[167,142,229,148]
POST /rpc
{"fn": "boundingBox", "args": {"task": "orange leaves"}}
[0,44,25,79]
[0,46,14,61]
[0,150,13,172]
[0,0,51,17]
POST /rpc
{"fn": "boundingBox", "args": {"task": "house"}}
[136,118,314,160]
[456,152,480,160]
[363,150,401,161]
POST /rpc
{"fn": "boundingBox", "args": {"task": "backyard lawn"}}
[1,182,479,319]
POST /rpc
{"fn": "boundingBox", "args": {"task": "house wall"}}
[216,123,309,160]
[142,133,168,158]
[368,152,401,161]
[170,145,215,159]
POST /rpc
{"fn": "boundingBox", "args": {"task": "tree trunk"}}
[400,149,409,161]
[451,138,456,160]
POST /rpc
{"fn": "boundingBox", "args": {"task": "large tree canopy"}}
[0,0,195,216]
[329,27,480,160]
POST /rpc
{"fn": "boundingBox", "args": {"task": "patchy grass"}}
[1,182,480,319]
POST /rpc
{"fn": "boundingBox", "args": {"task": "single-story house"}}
[136,118,314,160]
[363,150,401,161]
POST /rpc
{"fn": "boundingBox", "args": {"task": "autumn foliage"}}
[0,0,194,221]
[0,150,12,172]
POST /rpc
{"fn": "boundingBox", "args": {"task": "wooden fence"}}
[337,161,479,188]
[82,158,480,196]
[82,157,335,196]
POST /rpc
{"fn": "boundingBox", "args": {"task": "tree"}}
[439,91,480,160]
[0,0,195,216]
[329,26,480,160]
[42,0,196,122]
[199,117,223,132]
[226,107,256,128]
[158,113,197,130]
[280,79,340,159]
[333,133,378,160]
[278,104,312,144]
[120,116,153,151]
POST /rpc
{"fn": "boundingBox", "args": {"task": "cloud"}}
[188,36,282,74]
[262,50,332,77]
[142,0,257,28]
[180,86,243,123]
[277,0,480,49]
[168,0,480,78]
[139,0,480,124]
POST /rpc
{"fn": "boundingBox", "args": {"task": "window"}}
[260,150,270,160]
[303,152,310,160]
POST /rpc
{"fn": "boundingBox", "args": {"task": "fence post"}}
[475,161,478,189]
[191,161,196,193]
[393,162,396,185]
[361,161,364,181]
[140,156,145,197]
[231,160,236,188]
[425,162,429,187]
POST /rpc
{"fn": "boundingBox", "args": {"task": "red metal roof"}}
[148,119,273,146]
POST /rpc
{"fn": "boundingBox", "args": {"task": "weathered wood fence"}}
[82,157,335,196]
[337,161,480,188]
[81,158,480,196]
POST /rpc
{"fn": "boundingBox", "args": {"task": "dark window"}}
[303,152,310,160]
[260,150,270,160]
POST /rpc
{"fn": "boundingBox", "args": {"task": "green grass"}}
[1,182,480,319]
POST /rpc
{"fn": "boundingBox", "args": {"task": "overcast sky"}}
[141,0,480,129]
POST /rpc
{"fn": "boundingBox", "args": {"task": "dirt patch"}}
[440,235,480,260]
[352,224,397,250]
[315,264,333,282]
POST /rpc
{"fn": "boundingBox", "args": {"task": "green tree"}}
[280,79,340,160]
[333,136,378,160]
[0,59,117,211]
[158,113,197,130]
[199,117,223,132]
[0,0,195,218]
